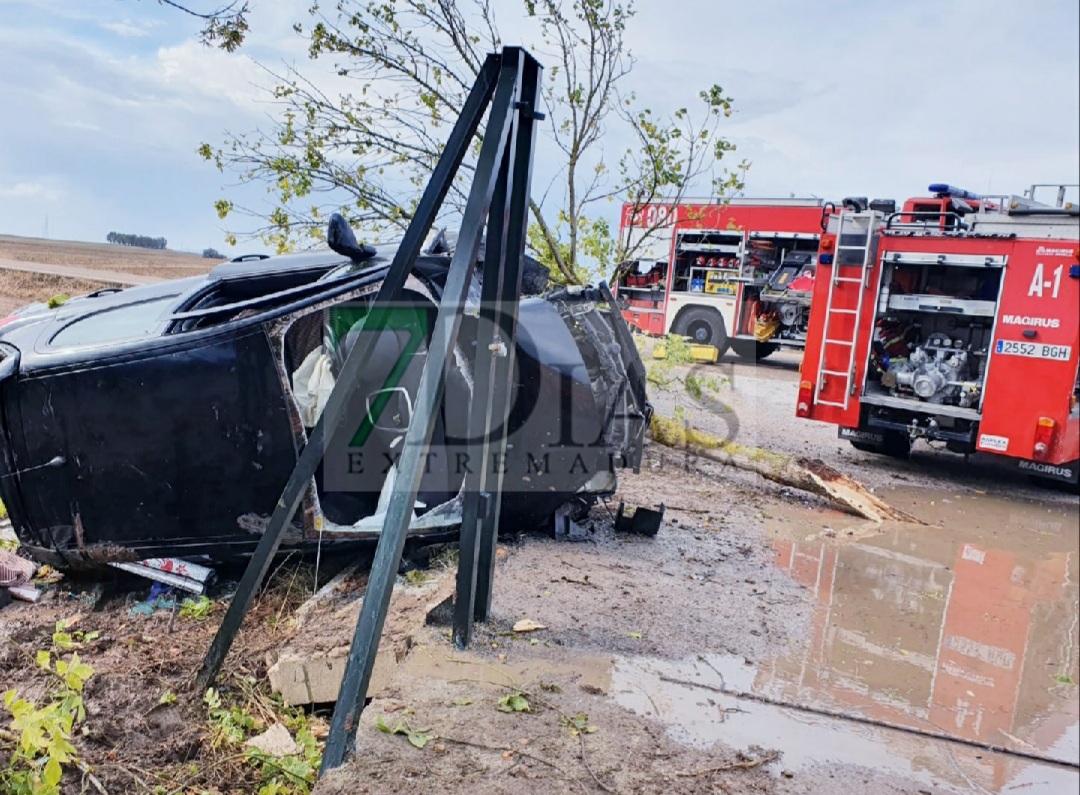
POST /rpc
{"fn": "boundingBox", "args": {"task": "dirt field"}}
[1,343,1077,793]
[0,234,220,314]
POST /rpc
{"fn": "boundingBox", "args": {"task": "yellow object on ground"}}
[653,342,718,363]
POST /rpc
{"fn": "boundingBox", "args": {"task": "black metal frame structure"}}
[194,46,543,775]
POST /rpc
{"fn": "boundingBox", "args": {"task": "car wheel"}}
[731,340,779,360]
[672,307,727,353]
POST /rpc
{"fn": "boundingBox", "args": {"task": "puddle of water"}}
[610,652,1078,794]
[612,489,1079,793]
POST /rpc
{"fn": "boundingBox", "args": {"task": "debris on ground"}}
[0,549,35,587]
[244,723,302,757]
[267,565,456,706]
[650,414,918,522]
[512,619,547,633]
[613,502,665,535]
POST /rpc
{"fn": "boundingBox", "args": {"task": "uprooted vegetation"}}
[0,561,332,794]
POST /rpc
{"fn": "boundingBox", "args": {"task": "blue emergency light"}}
[928,183,981,201]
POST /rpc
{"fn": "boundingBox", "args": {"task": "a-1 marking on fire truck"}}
[1027,263,1066,298]
[994,340,1072,361]
[978,434,1010,452]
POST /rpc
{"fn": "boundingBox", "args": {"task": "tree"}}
[106,232,168,249]
[155,0,250,51]
[199,0,746,283]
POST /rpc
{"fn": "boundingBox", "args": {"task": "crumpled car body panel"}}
[0,248,649,565]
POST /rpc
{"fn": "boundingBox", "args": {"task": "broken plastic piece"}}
[554,503,590,542]
[8,584,41,603]
[613,502,664,536]
[110,558,215,594]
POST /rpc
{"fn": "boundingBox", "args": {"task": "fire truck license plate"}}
[994,340,1072,361]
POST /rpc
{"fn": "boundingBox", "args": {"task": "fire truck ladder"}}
[813,212,878,410]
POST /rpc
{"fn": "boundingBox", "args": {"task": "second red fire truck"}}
[614,197,842,358]
[796,183,1080,485]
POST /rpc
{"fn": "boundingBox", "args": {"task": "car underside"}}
[0,234,650,568]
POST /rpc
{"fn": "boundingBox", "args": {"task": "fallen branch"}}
[675,750,780,777]
[578,731,616,794]
[649,416,920,524]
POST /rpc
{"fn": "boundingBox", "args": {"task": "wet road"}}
[612,488,1079,793]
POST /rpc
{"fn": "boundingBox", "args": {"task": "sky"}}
[0,0,1077,254]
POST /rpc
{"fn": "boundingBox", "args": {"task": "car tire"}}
[730,340,779,360]
[672,307,727,353]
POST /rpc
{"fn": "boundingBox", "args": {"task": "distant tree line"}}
[106,231,168,249]
[202,247,224,259]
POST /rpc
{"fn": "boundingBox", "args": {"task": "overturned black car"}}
[0,232,650,567]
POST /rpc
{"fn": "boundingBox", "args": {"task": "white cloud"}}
[99,19,156,38]
[0,182,63,202]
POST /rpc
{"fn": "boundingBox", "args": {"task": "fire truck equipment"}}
[798,181,1080,485]
[615,197,839,359]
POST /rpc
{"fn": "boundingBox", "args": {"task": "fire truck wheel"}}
[730,340,779,360]
[672,308,727,353]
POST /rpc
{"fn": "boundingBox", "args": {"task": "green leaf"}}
[561,713,599,736]
[405,727,432,749]
[36,650,51,670]
[180,595,213,621]
[1054,674,1076,685]
[375,715,432,749]
[627,631,643,639]
[158,689,178,706]
[44,756,63,787]
[497,693,531,713]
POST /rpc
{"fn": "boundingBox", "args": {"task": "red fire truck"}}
[614,197,839,358]
[797,183,1080,485]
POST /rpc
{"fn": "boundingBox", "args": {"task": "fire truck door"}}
[979,243,1080,462]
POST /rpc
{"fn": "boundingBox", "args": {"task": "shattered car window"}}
[49,296,178,348]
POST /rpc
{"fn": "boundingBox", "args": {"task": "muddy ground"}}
[1,348,1078,794]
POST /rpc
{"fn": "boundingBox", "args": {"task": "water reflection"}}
[611,492,1079,793]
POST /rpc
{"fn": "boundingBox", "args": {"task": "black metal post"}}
[194,54,502,693]
[319,47,532,774]
[452,137,515,648]
[474,55,542,620]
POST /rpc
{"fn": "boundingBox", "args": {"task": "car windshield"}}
[49,296,177,348]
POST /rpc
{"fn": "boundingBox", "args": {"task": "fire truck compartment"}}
[857,249,1006,424]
